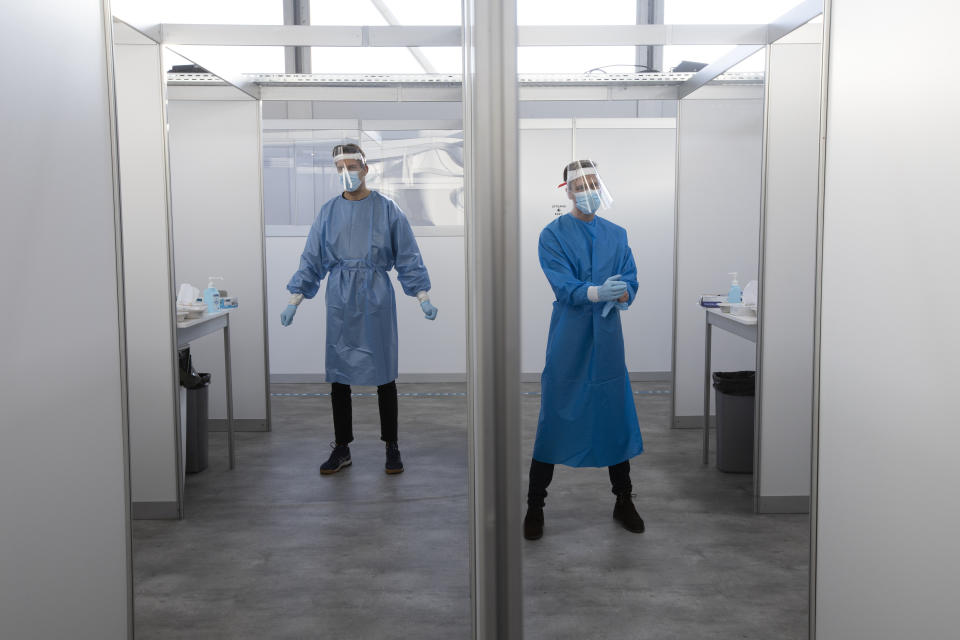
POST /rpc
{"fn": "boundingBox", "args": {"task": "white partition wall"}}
[814,1,960,636]
[168,99,269,429]
[115,38,181,519]
[0,1,131,637]
[755,25,822,514]
[673,97,764,426]
[520,120,677,379]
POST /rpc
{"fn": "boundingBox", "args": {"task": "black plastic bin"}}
[712,371,755,473]
[178,348,211,474]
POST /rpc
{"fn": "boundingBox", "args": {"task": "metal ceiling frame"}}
[113,18,261,99]
[369,0,437,74]
[635,0,665,73]
[677,0,824,98]
[114,0,823,102]
[151,23,786,47]
[282,0,311,74]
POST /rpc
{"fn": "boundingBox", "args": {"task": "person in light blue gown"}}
[280,143,438,476]
[524,159,645,540]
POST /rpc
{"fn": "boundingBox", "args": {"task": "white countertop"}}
[706,307,757,326]
[176,308,233,330]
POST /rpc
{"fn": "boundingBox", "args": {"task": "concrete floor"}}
[133,381,808,639]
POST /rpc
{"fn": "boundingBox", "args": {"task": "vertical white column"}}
[756,25,822,513]
[0,0,132,637]
[463,0,523,637]
[814,1,960,636]
[115,40,182,518]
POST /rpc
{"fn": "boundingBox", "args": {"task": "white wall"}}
[0,1,131,637]
[168,100,268,425]
[673,98,763,425]
[115,41,181,510]
[756,27,822,510]
[520,122,677,377]
[815,1,960,637]
[267,120,677,380]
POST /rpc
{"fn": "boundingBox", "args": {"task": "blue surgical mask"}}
[575,191,602,215]
[341,170,363,192]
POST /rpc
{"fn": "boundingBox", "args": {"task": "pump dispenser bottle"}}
[727,272,742,304]
[203,277,223,313]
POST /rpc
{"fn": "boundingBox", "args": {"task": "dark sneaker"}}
[523,506,544,540]
[385,441,404,474]
[613,493,645,533]
[320,443,351,475]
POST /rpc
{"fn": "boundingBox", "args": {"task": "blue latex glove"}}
[421,300,438,320]
[596,274,627,301]
[280,304,298,326]
[601,300,630,318]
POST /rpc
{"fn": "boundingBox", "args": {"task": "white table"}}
[177,309,236,469]
[702,307,757,465]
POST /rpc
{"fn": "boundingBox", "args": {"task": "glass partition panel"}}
[264,128,464,227]
[112,0,282,24]
[168,45,286,74]
[518,0,637,25]
[666,0,806,24]
[311,47,462,74]
[518,46,638,74]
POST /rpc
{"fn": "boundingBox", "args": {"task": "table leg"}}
[223,318,236,470]
[703,313,712,465]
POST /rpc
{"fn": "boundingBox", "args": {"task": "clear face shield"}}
[560,163,613,215]
[332,150,367,192]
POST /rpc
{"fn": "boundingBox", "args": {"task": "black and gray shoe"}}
[613,493,645,533]
[385,441,404,474]
[523,505,544,540]
[320,443,351,475]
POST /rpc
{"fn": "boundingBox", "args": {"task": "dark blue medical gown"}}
[532,213,644,468]
[286,191,431,387]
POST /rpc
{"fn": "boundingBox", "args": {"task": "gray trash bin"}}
[179,348,210,474]
[712,371,755,473]
[185,384,209,474]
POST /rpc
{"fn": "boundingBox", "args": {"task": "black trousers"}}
[527,458,632,507]
[330,381,398,444]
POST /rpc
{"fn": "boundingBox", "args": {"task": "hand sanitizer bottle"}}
[203,277,222,313]
[727,272,742,304]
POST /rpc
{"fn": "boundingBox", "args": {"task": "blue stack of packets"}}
[699,295,726,308]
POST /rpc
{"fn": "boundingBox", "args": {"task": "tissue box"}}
[221,297,238,309]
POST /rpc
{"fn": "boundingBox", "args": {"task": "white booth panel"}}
[0,1,131,637]
[576,127,677,376]
[673,99,763,425]
[267,236,327,377]
[266,234,468,380]
[757,39,821,509]
[520,128,574,378]
[815,1,960,637]
[116,42,180,507]
[520,125,677,378]
[168,100,268,426]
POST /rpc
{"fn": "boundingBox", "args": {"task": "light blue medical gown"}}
[286,191,431,386]
[532,213,644,468]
